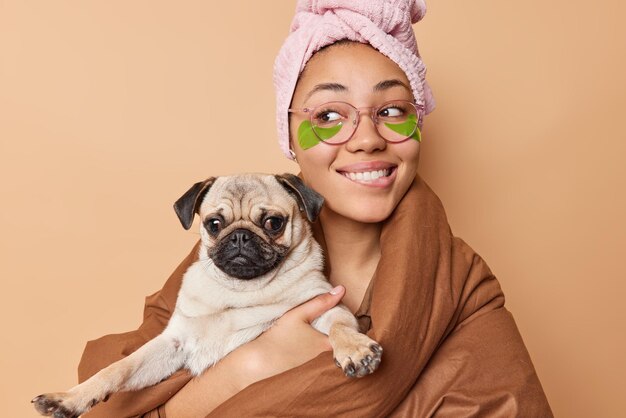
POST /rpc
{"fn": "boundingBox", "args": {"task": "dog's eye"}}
[263,216,284,233]
[205,218,222,235]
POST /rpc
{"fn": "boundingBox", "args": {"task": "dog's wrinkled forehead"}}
[199,175,294,220]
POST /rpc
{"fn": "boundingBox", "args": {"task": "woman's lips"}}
[335,160,396,172]
[336,162,398,188]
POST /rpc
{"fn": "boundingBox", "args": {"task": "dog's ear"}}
[173,177,217,230]
[274,173,324,222]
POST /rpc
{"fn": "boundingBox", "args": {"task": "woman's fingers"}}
[289,285,345,324]
[219,286,346,386]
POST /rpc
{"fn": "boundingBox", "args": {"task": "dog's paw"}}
[332,332,383,378]
[32,392,94,418]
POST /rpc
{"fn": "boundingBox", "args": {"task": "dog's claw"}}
[32,392,84,418]
[334,334,383,379]
[345,362,357,378]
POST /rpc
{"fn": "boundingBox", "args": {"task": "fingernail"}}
[329,285,342,295]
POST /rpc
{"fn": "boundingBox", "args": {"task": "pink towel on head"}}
[274,0,436,159]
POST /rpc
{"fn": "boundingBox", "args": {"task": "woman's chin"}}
[329,202,395,224]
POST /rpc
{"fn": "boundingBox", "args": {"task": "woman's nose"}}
[344,112,387,153]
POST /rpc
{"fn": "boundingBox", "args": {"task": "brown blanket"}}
[78,174,553,417]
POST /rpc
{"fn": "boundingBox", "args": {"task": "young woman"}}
[79,1,553,417]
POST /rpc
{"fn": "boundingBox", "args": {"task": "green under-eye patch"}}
[384,114,421,142]
[297,120,342,150]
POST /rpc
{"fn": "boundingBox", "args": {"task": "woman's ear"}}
[288,148,298,161]
[287,138,298,161]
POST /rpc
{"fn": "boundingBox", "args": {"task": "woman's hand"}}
[163,285,346,417]
[228,285,346,390]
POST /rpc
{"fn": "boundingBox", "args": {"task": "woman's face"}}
[289,42,421,223]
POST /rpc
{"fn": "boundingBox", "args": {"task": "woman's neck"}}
[318,208,382,312]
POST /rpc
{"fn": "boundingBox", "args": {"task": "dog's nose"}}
[229,229,252,249]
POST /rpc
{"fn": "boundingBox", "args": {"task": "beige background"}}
[1,1,624,417]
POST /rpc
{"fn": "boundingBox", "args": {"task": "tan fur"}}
[32,174,382,418]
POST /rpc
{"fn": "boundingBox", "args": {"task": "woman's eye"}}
[263,216,284,233]
[206,218,222,234]
[379,106,404,118]
[315,111,342,124]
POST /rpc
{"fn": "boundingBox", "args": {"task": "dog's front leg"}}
[32,333,185,418]
[312,305,383,378]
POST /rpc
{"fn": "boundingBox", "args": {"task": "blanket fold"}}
[78,174,552,417]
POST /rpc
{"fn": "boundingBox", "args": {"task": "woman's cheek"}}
[297,146,339,186]
[395,140,421,165]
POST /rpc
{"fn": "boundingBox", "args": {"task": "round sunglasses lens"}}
[376,101,419,142]
[311,102,354,144]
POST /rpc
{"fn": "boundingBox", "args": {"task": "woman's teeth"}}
[342,168,392,182]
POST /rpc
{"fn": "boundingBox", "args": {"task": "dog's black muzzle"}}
[211,228,285,280]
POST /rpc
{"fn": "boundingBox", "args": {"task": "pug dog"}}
[33,173,382,418]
